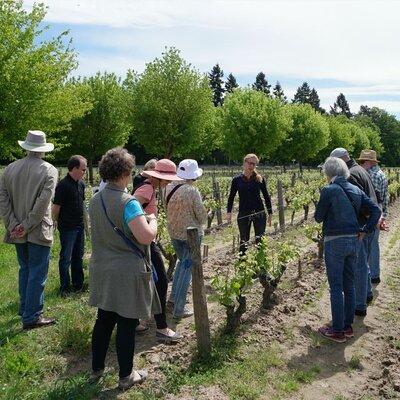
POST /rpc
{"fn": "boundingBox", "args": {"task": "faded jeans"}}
[369,228,380,280]
[171,235,202,316]
[15,242,50,324]
[355,231,374,311]
[324,236,358,332]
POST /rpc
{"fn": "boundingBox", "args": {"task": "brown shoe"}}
[23,315,56,330]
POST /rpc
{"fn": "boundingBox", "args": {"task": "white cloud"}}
[24,0,400,115]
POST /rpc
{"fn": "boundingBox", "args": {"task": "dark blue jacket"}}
[315,176,381,236]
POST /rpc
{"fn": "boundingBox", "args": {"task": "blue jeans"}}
[15,242,50,324]
[355,231,374,311]
[59,226,85,291]
[171,238,195,316]
[369,228,380,279]
[324,236,358,333]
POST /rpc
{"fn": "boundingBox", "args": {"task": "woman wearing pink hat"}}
[134,159,183,343]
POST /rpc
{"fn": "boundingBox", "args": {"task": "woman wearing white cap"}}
[165,159,207,319]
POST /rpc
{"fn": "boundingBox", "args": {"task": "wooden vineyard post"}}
[277,179,285,229]
[187,227,211,355]
[202,244,209,262]
[212,176,223,225]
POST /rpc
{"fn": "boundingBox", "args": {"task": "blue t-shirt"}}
[123,199,144,229]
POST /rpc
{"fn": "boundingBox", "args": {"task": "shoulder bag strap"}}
[99,193,146,259]
[166,184,183,206]
[334,182,359,218]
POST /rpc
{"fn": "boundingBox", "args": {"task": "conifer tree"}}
[292,82,312,104]
[209,63,225,106]
[225,73,239,93]
[252,72,271,95]
[309,88,325,114]
[330,93,352,118]
[273,81,287,103]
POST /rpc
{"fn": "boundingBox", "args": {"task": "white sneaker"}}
[173,307,193,319]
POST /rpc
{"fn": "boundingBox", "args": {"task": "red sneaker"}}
[318,326,346,343]
[343,326,354,338]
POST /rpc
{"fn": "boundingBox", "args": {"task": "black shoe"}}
[72,282,88,293]
[355,309,367,317]
[367,295,373,304]
[371,277,380,284]
[23,315,56,330]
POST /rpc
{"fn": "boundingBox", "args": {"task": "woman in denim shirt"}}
[315,157,381,343]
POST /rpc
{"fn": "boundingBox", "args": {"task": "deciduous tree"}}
[0,0,89,159]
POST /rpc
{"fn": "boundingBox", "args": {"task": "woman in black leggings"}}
[134,158,182,343]
[226,154,273,254]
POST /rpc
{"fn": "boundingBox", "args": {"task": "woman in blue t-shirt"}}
[226,153,273,254]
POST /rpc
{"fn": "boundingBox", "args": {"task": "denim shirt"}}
[315,176,381,236]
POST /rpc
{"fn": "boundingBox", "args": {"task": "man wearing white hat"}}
[0,130,58,329]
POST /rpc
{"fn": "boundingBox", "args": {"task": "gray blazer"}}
[0,153,58,247]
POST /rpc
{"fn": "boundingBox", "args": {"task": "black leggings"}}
[92,308,139,378]
[151,242,168,329]
[237,211,266,254]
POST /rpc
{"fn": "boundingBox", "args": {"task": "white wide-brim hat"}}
[177,159,203,180]
[18,130,54,152]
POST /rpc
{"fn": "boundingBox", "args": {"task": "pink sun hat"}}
[142,159,183,181]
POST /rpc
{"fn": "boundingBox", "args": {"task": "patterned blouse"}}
[166,182,207,240]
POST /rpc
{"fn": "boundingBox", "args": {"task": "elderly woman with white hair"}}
[315,157,380,343]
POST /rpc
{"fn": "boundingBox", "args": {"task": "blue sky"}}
[26,0,400,118]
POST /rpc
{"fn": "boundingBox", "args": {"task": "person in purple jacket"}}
[226,153,272,254]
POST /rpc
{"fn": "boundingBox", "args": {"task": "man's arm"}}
[0,172,19,232]
[21,168,58,233]
[52,204,61,229]
[314,187,330,223]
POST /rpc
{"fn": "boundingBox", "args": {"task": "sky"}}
[24,0,400,118]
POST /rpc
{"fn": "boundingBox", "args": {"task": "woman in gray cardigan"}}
[89,148,160,390]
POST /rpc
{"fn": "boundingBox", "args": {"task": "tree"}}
[309,88,325,114]
[63,72,132,183]
[358,106,400,165]
[273,104,329,167]
[330,93,352,118]
[353,115,383,155]
[130,47,215,159]
[218,89,292,161]
[0,0,90,159]
[292,82,312,105]
[252,72,271,95]
[273,81,287,103]
[225,73,239,93]
[209,63,225,106]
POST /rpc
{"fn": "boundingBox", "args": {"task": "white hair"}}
[323,157,350,179]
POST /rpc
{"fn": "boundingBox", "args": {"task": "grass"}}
[0,218,324,399]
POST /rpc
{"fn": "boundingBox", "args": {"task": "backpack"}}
[132,174,153,210]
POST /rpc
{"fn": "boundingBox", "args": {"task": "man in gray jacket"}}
[0,131,58,329]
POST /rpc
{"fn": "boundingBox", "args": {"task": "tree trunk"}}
[157,241,177,281]
[225,295,247,333]
[207,211,215,229]
[88,158,94,185]
[303,204,309,221]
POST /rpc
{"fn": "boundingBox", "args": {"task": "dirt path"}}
[279,205,400,400]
